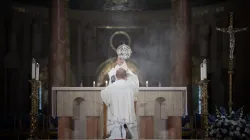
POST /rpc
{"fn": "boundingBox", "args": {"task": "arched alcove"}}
[73,97,84,119]
[154,97,168,139]
[73,97,85,139]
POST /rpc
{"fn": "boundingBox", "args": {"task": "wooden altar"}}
[51,87,187,139]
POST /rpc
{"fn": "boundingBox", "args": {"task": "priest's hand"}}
[116,56,125,66]
[120,61,128,71]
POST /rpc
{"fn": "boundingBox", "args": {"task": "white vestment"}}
[101,70,139,139]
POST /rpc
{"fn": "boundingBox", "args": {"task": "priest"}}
[101,66,139,139]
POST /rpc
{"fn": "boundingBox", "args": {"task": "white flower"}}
[241,119,246,123]
[234,130,241,136]
[222,129,228,134]
[224,122,228,126]
[231,120,237,125]
[209,130,215,136]
[245,128,250,134]
[216,122,222,127]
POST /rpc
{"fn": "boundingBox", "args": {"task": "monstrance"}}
[96,31,139,86]
[116,43,132,60]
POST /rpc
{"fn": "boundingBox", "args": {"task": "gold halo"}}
[110,31,131,52]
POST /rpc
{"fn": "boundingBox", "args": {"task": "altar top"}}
[52,86,187,91]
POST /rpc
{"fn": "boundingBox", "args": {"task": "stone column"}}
[50,0,72,138]
[169,0,192,139]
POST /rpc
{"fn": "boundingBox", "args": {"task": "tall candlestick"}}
[39,82,42,110]
[200,63,204,80]
[35,63,39,80]
[146,81,148,87]
[105,80,108,87]
[203,59,207,79]
[93,81,96,87]
[32,58,36,79]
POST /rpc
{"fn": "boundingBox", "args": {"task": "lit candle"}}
[158,82,161,87]
[39,82,42,110]
[35,63,39,80]
[146,81,148,87]
[203,59,207,80]
[32,58,36,79]
[105,80,108,87]
[200,63,203,80]
[93,81,96,87]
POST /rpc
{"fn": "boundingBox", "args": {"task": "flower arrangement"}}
[208,106,250,139]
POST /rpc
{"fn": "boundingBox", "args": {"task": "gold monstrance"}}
[96,31,139,86]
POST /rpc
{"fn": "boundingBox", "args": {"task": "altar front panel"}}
[52,87,187,139]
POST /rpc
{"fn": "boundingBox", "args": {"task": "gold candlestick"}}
[28,79,39,140]
[199,79,210,139]
[228,58,234,112]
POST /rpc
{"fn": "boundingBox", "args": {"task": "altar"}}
[51,87,187,139]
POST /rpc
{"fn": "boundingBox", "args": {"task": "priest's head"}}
[116,68,127,80]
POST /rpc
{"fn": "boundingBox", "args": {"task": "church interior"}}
[2,0,250,139]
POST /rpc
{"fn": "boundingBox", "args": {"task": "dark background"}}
[2,0,250,120]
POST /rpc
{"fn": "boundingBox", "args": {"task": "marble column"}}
[50,0,72,138]
[169,0,192,139]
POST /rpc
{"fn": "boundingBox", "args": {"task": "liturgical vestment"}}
[101,70,139,139]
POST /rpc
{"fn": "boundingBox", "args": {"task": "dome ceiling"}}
[12,0,228,11]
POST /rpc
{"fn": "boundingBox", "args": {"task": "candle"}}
[93,81,96,87]
[80,81,83,87]
[105,80,108,87]
[39,82,42,110]
[203,59,207,79]
[158,82,161,87]
[200,63,203,80]
[35,63,39,80]
[146,81,148,87]
[32,58,36,79]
